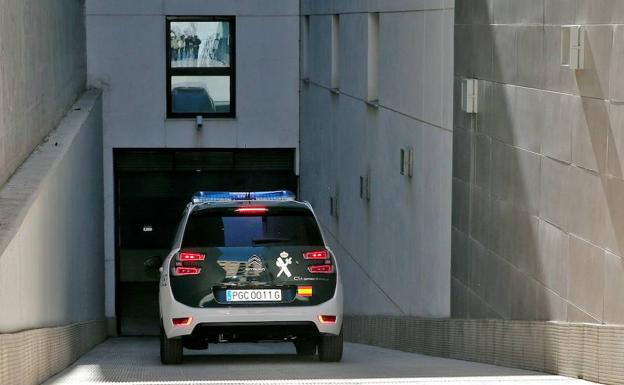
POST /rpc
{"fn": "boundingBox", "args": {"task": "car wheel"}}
[318,329,343,362]
[294,339,317,356]
[160,326,183,364]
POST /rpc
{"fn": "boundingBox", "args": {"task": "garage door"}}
[114,149,298,335]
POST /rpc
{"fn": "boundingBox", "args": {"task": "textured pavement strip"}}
[43,338,591,385]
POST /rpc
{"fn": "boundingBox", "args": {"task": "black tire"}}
[318,330,343,362]
[294,339,317,356]
[160,326,183,365]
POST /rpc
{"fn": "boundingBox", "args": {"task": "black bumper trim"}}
[190,321,320,342]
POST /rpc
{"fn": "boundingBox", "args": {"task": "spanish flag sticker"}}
[297,286,313,297]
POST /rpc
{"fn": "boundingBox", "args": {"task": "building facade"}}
[4,0,624,384]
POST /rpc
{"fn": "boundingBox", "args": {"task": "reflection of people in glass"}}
[170,31,177,61]
[192,35,201,59]
[170,25,195,66]
[170,31,203,66]
[170,27,185,64]
[183,30,193,61]
[171,22,229,68]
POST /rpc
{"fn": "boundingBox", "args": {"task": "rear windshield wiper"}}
[252,237,292,245]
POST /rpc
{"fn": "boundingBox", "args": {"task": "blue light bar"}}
[251,191,296,201]
[192,190,296,204]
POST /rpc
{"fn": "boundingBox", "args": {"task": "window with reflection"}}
[166,17,235,118]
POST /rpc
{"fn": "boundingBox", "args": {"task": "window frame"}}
[166,15,236,119]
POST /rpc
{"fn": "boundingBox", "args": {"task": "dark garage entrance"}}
[114,149,298,335]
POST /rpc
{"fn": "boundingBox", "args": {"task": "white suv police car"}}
[158,191,343,364]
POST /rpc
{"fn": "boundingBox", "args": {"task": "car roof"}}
[191,199,311,212]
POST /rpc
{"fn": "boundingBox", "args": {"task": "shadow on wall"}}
[452,0,624,325]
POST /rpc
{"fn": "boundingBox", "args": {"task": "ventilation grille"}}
[114,149,295,172]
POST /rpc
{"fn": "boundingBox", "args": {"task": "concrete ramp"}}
[43,338,590,385]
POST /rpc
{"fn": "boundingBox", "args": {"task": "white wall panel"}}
[301,2,453,317]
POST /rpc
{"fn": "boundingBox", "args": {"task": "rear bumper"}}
[190,321,320,342]
[160,282,343,339]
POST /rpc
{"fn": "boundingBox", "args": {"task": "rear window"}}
[182,208,324,247]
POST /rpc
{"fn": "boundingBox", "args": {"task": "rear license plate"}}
[226,289,282,302]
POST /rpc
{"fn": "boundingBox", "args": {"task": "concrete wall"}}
[453,0,624,324]
[0,320,106,385]
[0,90,104,333]
[85,0,301,321]
[0,0,86,187]
[300,0,454,317]
[344,316,624,385]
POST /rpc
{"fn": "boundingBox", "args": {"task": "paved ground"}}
[44,338,591,385]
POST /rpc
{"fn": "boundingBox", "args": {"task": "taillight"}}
[173,251,205,276]
[303,250,328,260]
[308,264,334,274]
[175,267,201,276]
[178,251,205,261]
[172,317,193,327]
[318,315,336,324]
[235,207,268,214]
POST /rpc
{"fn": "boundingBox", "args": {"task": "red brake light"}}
[308,264,334,274]
[235,207,269,214]
[303,250,328,260]
[172,317,193,327]
[178,252,205,261]
[318,315,336,324]
[175,267,201,276]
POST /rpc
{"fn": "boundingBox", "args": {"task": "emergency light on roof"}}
[192,190,296,204]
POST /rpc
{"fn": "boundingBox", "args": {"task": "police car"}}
[158,191,343,364]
